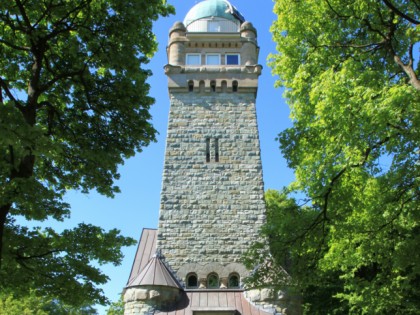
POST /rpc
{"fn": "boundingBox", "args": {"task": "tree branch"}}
[311,135,394,235]
[0,77,24,111]
[324,0,351,19]
[382,0,420,24]
[45,0,92,41]
[394,51,420,90]
[39,67,87,94]
[14,0,33,30]
[16,249,62,260]
[0,38,30,51]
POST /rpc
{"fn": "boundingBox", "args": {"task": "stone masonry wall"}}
[157,91,266,274]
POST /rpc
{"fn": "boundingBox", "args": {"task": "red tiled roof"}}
[157,291,274,315]
[127,228,157,285]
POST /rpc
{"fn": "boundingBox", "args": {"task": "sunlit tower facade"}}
[123,1,300,315]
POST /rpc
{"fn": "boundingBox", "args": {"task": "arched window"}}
[207,273,219,289]
[188,80,194,92]
[186,273,198,288]
[232,80,238,92]
[228,273,240,288]
[221,80,227,93]
[199,80,205,93]
[210,80,216,92]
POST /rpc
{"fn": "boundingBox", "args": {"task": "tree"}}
[251,0,419,313]
[0,291,99,315]
[0,0,173,307]
[0,291,49,315]
[106,295,124,315]
[244,190,350,314]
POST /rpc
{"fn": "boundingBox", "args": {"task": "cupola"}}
[183,0,245,33]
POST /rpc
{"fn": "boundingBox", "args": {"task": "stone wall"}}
[157,91,266,275]
[124,286,181,315]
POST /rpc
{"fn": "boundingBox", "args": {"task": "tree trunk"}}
[394,55,420,91]
[0,204,11,269]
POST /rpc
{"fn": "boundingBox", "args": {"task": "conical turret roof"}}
[126,253,182,289]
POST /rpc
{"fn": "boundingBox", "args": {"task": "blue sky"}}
[63,1,295,313]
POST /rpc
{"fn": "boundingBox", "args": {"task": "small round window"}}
[186,273,198,288]
[228,273,240,288]
[207,273,219,289]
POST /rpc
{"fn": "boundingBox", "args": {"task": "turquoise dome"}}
[184,0,245,27]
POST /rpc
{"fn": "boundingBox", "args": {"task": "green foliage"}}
[43,300,98,315]
[244,190,349,314]
[0,290,98,314]
[0,0,173,308]
[106,295,124,315]
[0,291,49,315]
[247,1,420,314]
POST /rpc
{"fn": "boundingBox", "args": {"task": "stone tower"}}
[159,1,264,276]
[124,1,300,315]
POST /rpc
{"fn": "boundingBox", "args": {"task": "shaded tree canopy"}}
[0,290,99,314]
[247,0,419,314]
[0,0,173,307]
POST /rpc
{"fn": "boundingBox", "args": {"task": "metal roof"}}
[126,229,275,315]
[184,0,245,27]
[126,253,182,289]
[127,228,157,285]
[156,290,275,315]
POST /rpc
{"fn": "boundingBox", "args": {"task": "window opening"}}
[226,54,240,65]
[186,54,201,65]
[221,80,227,93]
[210,80,216,92]
[206,54,220,65]
[228,274,240,288]
[208,21,221,32]
[232,80,238,92]
[207,273,219,289]
[187,273,198,288]
[206,138,210,162]
[214,138,219,162]
[188,80,194,92]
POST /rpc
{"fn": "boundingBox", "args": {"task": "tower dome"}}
[184,0,245,33]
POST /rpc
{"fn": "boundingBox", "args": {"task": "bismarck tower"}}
[124,1,300,314]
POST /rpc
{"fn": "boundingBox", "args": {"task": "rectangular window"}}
[186,54,201,65]
[226,54,240,65]
[208,21,221,32]
[206,54,220,65]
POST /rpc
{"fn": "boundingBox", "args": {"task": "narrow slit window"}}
[206,138,210,162]
[214,138,219,162]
